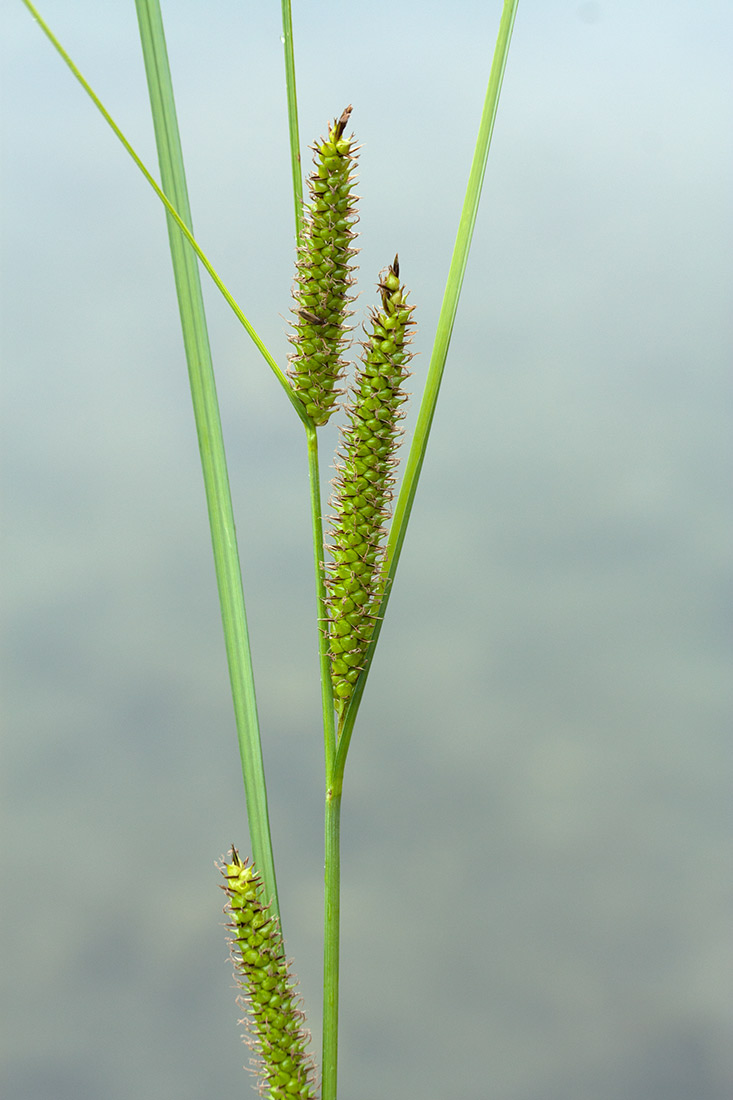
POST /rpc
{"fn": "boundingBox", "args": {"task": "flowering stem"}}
[321,783,342,1100]
[305,423,337,773]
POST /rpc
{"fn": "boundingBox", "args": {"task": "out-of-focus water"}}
[2,3,731,1098]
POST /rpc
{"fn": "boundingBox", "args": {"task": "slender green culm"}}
[288,106,359,426]
[326,257,415,712]
[222,849,317,1099]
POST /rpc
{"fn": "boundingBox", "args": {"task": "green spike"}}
[288,106,359,426]
[221,849,317,1098]
[326,257,415,711]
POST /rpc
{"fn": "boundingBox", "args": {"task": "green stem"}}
[335,0,520,767]
[305,425,337,774]
[280,0,303,245]
[322,784,342,1100]
[134,0,280,914]
[305,425,340,1096]
[279,4,343,1091]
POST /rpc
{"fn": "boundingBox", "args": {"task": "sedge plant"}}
[22,1,520,1096]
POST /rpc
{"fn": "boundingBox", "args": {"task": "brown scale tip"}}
[393,254,400,277]
[297,308,325,326]
[333,104,353,140]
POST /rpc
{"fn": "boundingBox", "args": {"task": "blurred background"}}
[2,2,731,1098]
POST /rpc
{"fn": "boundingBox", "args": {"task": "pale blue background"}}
[2,2,731,1098]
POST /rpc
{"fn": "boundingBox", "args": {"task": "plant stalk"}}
[322,783,342,1100]
[305,425,337,773]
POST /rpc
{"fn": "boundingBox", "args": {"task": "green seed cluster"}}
[222,849,317,1099]
[288,105,358,426]
[326,257,415,711]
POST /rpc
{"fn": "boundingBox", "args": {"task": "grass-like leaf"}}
[134,0,280,915]
[335,0,520,772]
[280,0,304,245]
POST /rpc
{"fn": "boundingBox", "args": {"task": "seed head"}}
[221,849,318,1098]
[288,106,359,426]
[326,257,415,711]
